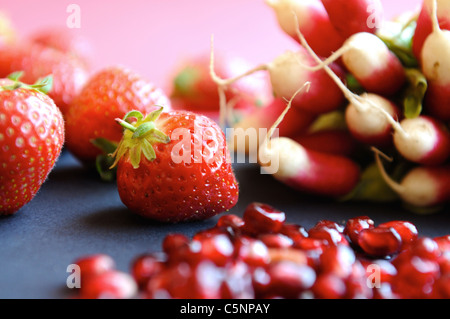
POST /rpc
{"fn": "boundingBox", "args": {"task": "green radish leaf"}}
[403,68,427,119]
[340,161,410,203]
[308,110,347,133]
[378,19,418,68]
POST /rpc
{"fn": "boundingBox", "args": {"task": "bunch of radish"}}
[211,0,450,212]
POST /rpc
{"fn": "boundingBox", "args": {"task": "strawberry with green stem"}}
[0,72,64,215]
[110,107,239,223]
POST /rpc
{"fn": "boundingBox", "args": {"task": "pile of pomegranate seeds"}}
[72,202,450,299]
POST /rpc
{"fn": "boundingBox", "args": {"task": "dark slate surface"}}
[0,150,449,299]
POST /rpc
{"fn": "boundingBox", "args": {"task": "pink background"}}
[2,0,422,91]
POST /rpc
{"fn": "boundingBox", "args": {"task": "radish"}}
[293,21,401,147]
[392,116,450,166]
[258,83,361,198]
[321,0,384,38]
[306,32,406,96]
[295,16,450,165]
[230,98,316,155]
[293,130,358,157]
[265,0,345,57]
[421,0,450,120]
[413,0,450,62]
[373,148,450,208]
[209,37,345,116]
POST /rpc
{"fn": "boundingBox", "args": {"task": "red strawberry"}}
[0,11,16,47]
[29,27,93,67]
[110,108,239,223]
[170,53,272,122]
[0,42,89,115]
[65,66,171,164]
[0,75,64,215]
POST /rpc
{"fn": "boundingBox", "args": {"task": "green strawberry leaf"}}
[91,138,119,182]
[402,68,427,119]
[7,71,24,81]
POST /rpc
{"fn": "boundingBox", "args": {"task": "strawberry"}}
[64,66,171,164]
[170,53,272,122]
[0,74,64,215]
[29,27,93,67]
[110,108,239,223]
[0,42,89,115]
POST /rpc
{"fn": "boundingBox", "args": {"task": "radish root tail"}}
[371,146,406,195]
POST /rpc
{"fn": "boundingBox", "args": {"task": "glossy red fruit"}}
[216,214,244,232]
[191,234,234,267]
[242,203,286,235]
[434,235,450,253]
[344,216,375,245]
[259,233,294,248]
[320,245,356,278]
[162,234,189,255]
[112,109,239,222]
[65,66,171,163]
[265,261,316,298]
[29,27,93,66]
[0,42,88,115]
[358,227,402,257]
[131,254,164,289]
[312,273,346,299]
[378,221,418,248]
[146,263,192,299]
[80,270,137,299]
[0,77,65,215]
[74,254,116,284]
[308,225,349,246]
[409,237,440,261]
[234,236,270,267]
[221,261,254,299]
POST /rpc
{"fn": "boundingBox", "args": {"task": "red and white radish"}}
[321,0,384,38]
[266,0,345,57]
[413,0,450,62]
[307,32,406,96]
[293,129,358,157]
[393,116,450,166]
[421,0,450,120]
[373,148,450,208]
[210,37,345,116]
[294,21,401,147]
[258,84,361,198]
[295,16,450,165]
[231,98,316,155]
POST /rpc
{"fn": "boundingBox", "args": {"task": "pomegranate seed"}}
[345,261,374,299]
[216,214,244,230]
[80,271,137,299]
[410,237,440,261]
[358,227,402,257]
[312,273,346,299]
[220,261,254,299]
[189,261,225,299]
[314,220,345,233]
[320,245,356,278]
[378,221,418,247]
[259,233,293,248]
[242,202,286,235]
[234,236,270,267]
[309,226,349,246]
[190,234,234,266]
[362,259,397,283]
[162,233,189,255]
[344,216,374,245]
[266,261,316,298]
[131,254,164,289]
[74,254,115,284]
[434,235,450,253]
